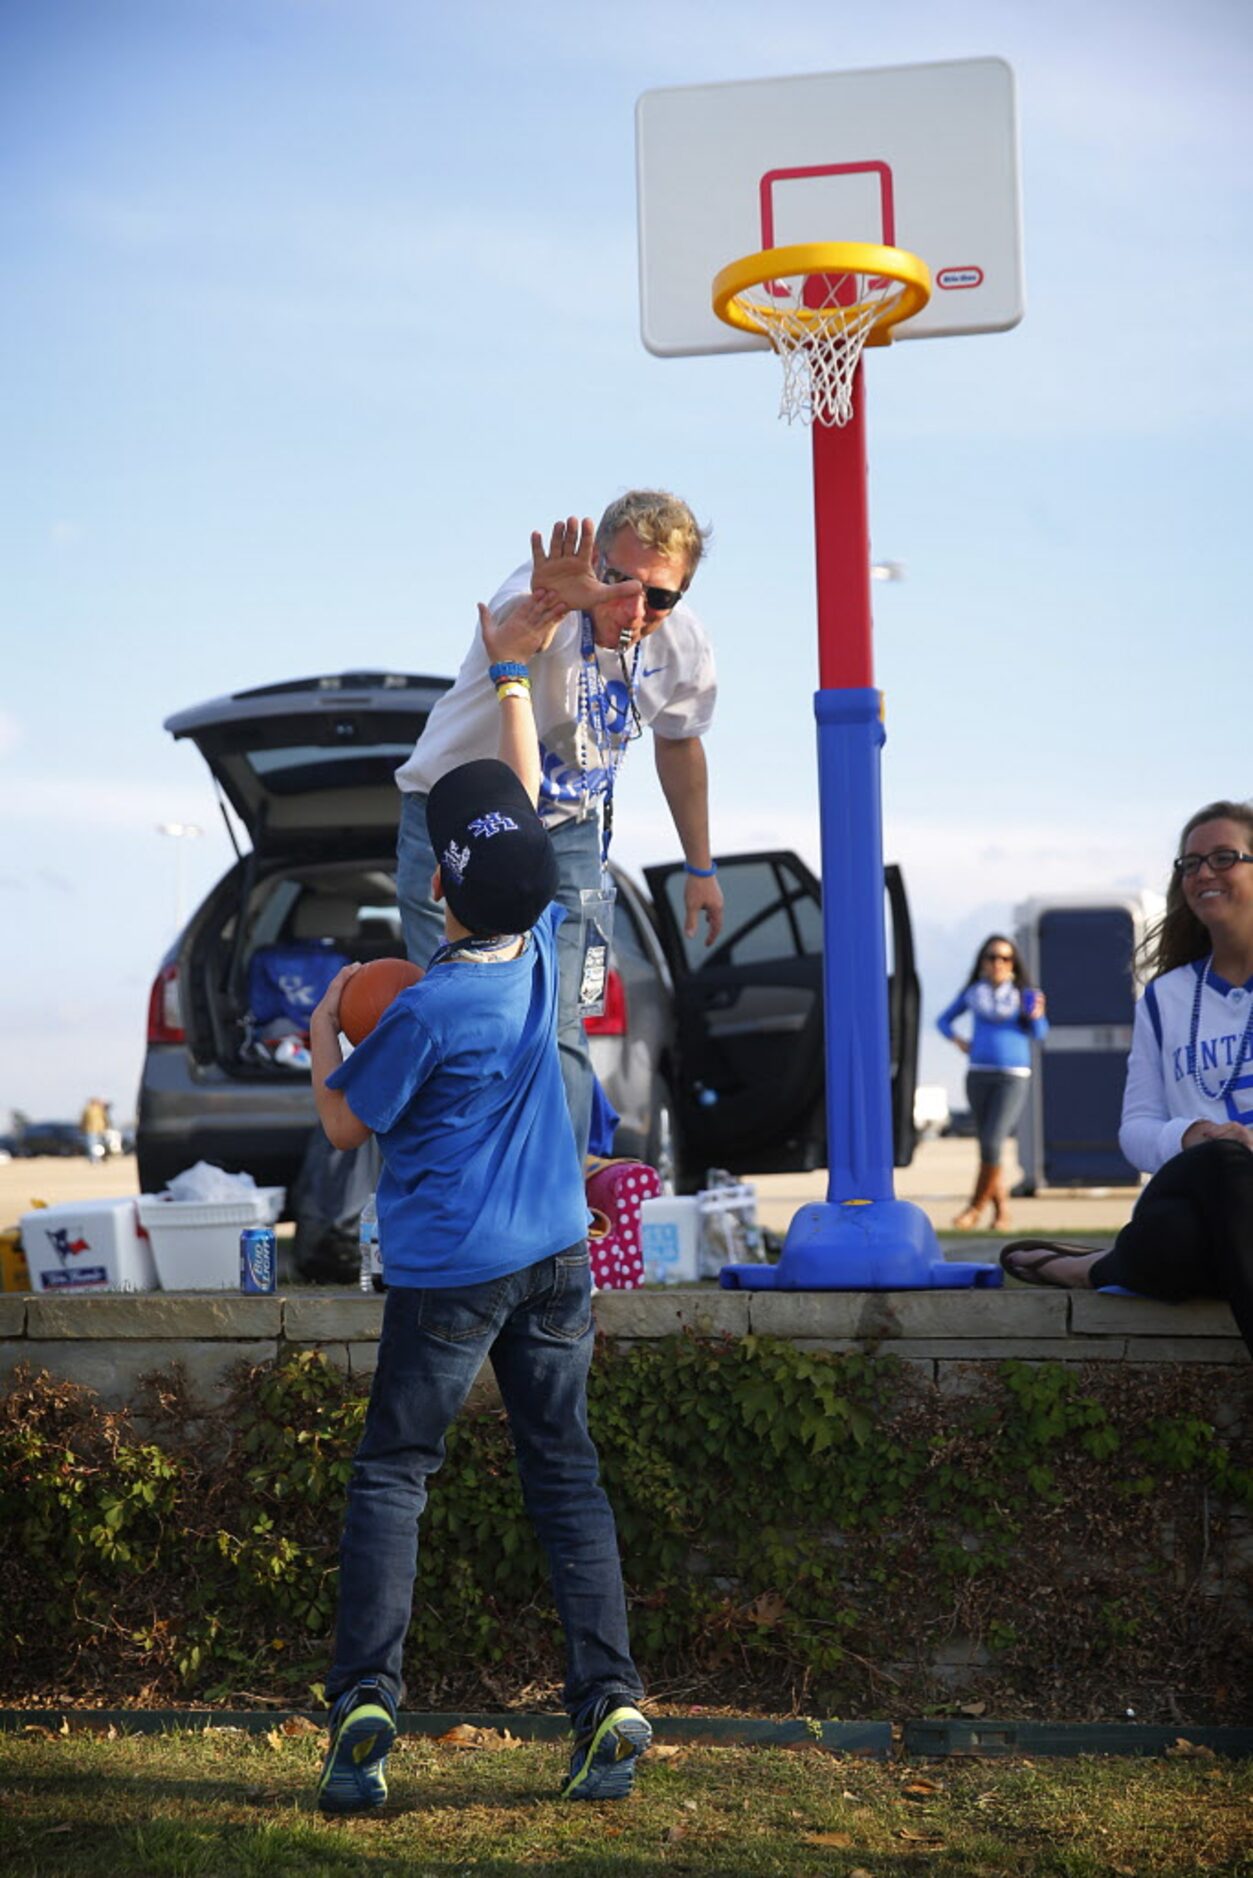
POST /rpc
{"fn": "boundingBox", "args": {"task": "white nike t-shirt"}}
[395,564,717,826]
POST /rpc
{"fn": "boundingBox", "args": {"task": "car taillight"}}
[147,963,185,1045]
[582,968,627,1037]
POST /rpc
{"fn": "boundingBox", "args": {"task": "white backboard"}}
[636,57,1024,355]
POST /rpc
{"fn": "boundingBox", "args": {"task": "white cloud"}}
[0,712,22,759]
[616,798,1168,925]
[883,812,1167,924]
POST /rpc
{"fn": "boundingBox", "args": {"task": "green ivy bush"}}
[1,1338,1249,1721]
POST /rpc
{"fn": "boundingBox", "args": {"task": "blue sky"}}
[2,0,1249,1124]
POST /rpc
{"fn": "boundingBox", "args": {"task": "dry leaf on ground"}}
[435,1724,521,1750]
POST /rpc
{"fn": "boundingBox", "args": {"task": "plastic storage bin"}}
[136,1188,285,1290]
[20,1198,158,1293]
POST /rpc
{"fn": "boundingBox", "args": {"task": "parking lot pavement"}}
[2,1142,1139,1246]
[0,1152,140,1220]
[750,1136,1139,1241]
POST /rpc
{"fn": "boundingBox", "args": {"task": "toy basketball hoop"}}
[638,61,1023,1291]
[712,242,931,426]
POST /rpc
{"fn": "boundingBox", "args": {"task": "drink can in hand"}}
[240,1226,277,1294]
[1020,987,1039,1020]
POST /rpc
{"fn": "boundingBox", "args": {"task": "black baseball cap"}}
[426,759,559,936]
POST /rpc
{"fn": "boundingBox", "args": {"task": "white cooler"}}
[20,1198,158,1294]
[136,1188,285,1290]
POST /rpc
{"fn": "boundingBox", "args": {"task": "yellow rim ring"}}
[712,242,932,346]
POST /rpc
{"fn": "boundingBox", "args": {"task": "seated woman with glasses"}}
[1000,799,1253,1362]
[937,935,1049,1231]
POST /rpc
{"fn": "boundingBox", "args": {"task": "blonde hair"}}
[595,490,709,580]
[1137,798,1253,979]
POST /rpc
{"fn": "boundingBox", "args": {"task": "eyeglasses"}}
[601,563,686,614]
[982,951,1014,964]
[1173,848,1253,877]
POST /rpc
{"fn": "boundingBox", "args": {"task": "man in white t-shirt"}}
[395,490,723,1159]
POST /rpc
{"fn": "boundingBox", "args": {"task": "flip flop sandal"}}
[999,1239,1097,1287]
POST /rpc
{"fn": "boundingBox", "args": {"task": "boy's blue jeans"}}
[325,1245,644,1728]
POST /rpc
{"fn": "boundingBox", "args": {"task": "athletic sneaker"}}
[561,1700,652,1801]
[316,1679,397,1816]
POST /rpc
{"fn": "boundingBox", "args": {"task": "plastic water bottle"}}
[358,1195,382,1293]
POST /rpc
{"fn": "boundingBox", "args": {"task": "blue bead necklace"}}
[1187,955,1253,1102]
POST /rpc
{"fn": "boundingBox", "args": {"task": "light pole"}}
[156,822,204,931]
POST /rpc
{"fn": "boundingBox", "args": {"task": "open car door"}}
[643,852,919,1180]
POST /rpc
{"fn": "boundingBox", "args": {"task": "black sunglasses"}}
[982,951,1014,963]
[600,563,686,614]
[1173,848,1253,878]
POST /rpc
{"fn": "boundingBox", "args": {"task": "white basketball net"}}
[736,265,911,427]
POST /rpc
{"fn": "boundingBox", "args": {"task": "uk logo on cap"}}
[468,812,518,839]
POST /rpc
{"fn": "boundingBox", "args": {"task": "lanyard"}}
[578,613,640,867]
[429,934,524,968]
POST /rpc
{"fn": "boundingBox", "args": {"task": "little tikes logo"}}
[936,265,984,291]
[42,1224,107,1290]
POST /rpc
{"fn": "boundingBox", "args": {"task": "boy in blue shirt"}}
[309,580,649,1815]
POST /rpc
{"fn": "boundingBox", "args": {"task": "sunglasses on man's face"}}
[600,564,686,614]
[1173,848,1253,878]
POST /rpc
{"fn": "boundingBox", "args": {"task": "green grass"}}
[1,1725,1250,1876]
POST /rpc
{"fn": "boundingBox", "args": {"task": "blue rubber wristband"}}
[488,661,530,682]
[684,861,718,878]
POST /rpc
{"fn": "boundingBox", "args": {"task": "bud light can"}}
[240,1226,276,1294]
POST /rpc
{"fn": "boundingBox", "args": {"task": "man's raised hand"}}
[530,516,641,613]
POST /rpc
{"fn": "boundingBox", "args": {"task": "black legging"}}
[1091,1138,1253,1356]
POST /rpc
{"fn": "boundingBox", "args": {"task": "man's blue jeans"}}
[397,790,601,1159]
[325,1246,643,1726]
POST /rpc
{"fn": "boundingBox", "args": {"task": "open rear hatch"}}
[166,671,450,1072]
[165,670,452,856]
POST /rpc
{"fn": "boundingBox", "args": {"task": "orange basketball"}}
[339,958,424,1044]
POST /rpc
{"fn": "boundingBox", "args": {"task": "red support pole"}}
[811,363,873,690]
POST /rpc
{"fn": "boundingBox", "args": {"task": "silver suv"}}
[136,671,919,1199]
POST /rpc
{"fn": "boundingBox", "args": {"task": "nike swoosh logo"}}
[642,665,666,678]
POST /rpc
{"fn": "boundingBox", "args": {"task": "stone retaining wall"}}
[0,1286,1245,1409]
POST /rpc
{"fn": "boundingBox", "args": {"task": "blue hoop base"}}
[720,1198,1003,1290]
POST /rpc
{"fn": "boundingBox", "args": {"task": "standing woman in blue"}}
[937,936,1049,1230]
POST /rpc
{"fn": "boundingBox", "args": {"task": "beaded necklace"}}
[577,612,640,865]
[1186,955,1253,1102]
